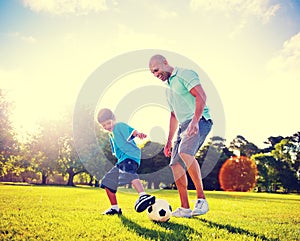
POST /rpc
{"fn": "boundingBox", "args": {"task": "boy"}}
[97,108,155,215]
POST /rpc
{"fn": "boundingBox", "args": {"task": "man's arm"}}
[164,112,178,157]
[187,84,206,136]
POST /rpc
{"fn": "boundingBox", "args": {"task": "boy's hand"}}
[136,132,147,139]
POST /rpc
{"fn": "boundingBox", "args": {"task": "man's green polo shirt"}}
[166,67,211,124]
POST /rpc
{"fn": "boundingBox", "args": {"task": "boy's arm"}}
[127,130,147,141]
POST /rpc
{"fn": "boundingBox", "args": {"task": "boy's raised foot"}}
[135,194,156,212]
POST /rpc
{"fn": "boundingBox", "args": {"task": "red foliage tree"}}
[219,156,258,192]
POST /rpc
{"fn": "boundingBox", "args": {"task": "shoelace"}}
[192,199,203,208]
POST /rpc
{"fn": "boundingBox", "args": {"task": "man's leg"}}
[179,152,209,216]
[171,162,189,208]
[131,179,145,193]
[179,152,205,199]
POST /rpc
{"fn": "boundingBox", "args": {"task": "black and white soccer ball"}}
[147,199,172,222]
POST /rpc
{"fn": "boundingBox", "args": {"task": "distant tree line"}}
[0,90,299,193]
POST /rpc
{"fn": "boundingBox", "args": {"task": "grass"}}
[0,184,299,241]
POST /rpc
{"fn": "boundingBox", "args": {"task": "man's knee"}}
[179,152,195,167]
[170,162,181,173]
[179,151,194,159]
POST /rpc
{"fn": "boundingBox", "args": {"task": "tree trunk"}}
[67,174,74,186]
[153,180,160,189]
[41,173,47,185]
[67,170,75,186]
[88,175,94,186]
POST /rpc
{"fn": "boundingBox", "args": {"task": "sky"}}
[0,0,300,148]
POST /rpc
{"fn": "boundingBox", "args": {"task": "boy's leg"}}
[132,179,156,212]
[103,187,122,215]
[105,187,117,205]
[100,166,122,215]
[118,159,155,212]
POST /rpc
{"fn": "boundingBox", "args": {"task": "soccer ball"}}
[147,199,172,222]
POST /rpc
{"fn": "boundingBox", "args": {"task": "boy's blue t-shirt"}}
[109,122,141,165]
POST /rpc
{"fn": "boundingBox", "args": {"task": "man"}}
[149,54,213,218]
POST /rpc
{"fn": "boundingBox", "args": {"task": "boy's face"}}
[100,119,115,132]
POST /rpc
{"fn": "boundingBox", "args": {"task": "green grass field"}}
[0,184,299,241]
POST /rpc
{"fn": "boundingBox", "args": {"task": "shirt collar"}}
[167,67,178,85]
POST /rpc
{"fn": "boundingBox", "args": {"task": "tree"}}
[55,110,87,186]
[271,138,299,192]
[57,136,86,186]
[196,136,234,190]
[229,135,260,157]
[252,153,279,192]
[0,89,19,179]
[261,136,284,153]
[139,141,173,189]
[28,121,61,184]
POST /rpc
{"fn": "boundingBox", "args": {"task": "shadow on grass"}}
[196,218,278,241]
[119,215,202,241]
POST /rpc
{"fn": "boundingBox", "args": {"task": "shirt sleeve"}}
[181,69,201,91]
[109,135,116,156]
[126,126,136,142]
[114,123,135,143]
[166,88,174,112]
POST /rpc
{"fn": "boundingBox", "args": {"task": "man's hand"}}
[164,140,172,157]
[186,119,199,136]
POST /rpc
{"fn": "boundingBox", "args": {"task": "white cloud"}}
[1,32,37,43]
[190,0,280,38]
[190,0,280,23]
[22,0,108,15]
[267,32,300,82]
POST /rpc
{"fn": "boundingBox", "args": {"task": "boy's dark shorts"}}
[100,159,139,193]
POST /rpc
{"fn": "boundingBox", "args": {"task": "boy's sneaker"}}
[135,194,156,212]
[172,207,192,218]
[192,199,209,216]
[103,208,122,215]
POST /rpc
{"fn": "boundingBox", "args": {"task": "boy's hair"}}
[97,108,116,123]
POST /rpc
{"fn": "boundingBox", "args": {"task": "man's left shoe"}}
[135,194,156,212]
[192,198,209,216]
[172,207,192,218]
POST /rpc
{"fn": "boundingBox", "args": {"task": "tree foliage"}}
[0,90,19,178]
[0,92,299,193]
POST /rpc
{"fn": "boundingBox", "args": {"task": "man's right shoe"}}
[103,208,122,215]
[172,207,192,218]
[135,194,156,212]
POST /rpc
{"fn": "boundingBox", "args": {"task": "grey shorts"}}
[100,159,139,193]
[170,117,212,167]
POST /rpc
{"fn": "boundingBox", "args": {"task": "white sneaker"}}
[192,199,209,216]
[172,207,192,218]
